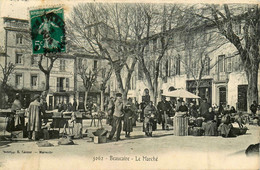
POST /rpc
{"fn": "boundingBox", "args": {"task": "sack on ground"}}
[58,137,74,145]
[37,141,54,147]
[245,143,260,156]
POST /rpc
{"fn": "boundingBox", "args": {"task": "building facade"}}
[134,21,260,111]
[0,17,110,109]
[1,17,46,107]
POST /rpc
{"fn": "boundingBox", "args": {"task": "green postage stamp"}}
[30,7,66,54]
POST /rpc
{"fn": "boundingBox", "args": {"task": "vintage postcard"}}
[0,0,259,169]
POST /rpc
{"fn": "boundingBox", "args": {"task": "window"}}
[204,56,210,75]
[233,56,243,71]
[171,59,176,76]
[168,58,172,77]
[94,60,97,70]
[192,61,198,77]
[31,55,37,66]
[66,78,70,89]
[60,60,65,71]
[218,55,225,73]
[176,56,181,75]
[138,62,144,80]
[57,77,69,91]
[31,75,38,87]
[78,58,83,67]
[16,34,23,44]
[15,74,22,87]
[165,60,169,77]
[15,53,23,64]
[226,57,232,72]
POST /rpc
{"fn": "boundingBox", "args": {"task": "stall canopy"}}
[162,89,200,99]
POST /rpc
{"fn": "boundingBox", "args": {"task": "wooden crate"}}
[94,136,107,144]
[174,116,188,136]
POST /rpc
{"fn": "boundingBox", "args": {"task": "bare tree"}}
[67,3,137,103]
[18,29,59,93]
[38,54,58,91]
[0,61,15,108]
[185,4,260,109]
[0,62,15,91]
[132,4,182,104]
[100,66,113,111]
[180,27,229,102]
[78,62,98,111]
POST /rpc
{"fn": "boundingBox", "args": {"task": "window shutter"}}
[66,78,69,89]
[168,58,171,77]
[165,60,168,77]
[63,60,66,71]
[207,57,210,75]
[60,60,62,71]
[57,78,60,91]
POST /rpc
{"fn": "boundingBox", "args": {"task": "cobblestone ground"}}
[0,120,259,170]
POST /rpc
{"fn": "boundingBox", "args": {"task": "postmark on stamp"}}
[30,7,66,54]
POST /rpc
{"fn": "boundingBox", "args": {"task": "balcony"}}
[5,21,28,29]
[56,86,74,92]
[213,72,229,83]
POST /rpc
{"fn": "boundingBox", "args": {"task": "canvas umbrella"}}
[162,89,200,99]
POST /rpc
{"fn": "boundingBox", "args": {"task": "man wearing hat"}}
[11,93,22,129]
[157,96,171,130]
[108,93,124,141]
[199,98,210,117]
[11,93,22,112]
[27,95,43,140]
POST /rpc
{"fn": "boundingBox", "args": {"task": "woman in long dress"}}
[27,95,43,140]
[123,102,133,137]
[106,97,115,126]
[143,101,157,137]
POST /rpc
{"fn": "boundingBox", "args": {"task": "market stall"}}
[162,89,200,136]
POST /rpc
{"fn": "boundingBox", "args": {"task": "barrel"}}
[0,117,8,131]
[173,116,188,136]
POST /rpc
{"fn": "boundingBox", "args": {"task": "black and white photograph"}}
[0,0,259,169]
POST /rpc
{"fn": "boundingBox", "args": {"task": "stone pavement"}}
[0,120,259,170]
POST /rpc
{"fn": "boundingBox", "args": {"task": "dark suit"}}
[199,101,210,117]
[157,100,171,130]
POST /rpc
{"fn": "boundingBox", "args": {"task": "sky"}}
[0,0,258,49]
[0,0,75,49]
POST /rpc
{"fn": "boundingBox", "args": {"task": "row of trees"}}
[1,4,259,110]
[67,3,259,108]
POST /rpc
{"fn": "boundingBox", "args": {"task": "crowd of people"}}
[106,93,260,141]
[6,92,260,141]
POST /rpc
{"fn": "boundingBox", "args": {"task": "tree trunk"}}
[153,59,161,105]
[100,89,105,111]
[195,83,200,105]
[246,62,259,111]
[114,70,128,103]
[84,91,89,111]
[45,73,50,91]
[150,88,155,104]
[122,91,128,105]
[153,82,158,105]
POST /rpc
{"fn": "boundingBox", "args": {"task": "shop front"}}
[14,90,42,108]
[186,79,213,105]
[50,92,75,109]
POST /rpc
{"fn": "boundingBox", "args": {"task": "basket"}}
[63,112,72,118]
[75,112,83,118]
[53,112,62,118]
[232,127,248,135]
